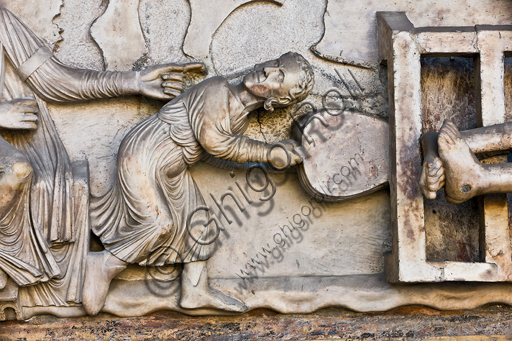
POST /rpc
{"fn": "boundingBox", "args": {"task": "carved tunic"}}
[92,77,269,265]
[0,7,134,306]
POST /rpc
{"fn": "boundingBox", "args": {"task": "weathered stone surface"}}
[314,0,512,67]
[90,0,146,70]
[0,0,62,47]
[184,0,284,60]
[53,0,106,70]
[4,306,512,340]
[297,111,389,201]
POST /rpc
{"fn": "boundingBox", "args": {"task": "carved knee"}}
[0,157,33,212]
[156,224,173,241]
[11,159,33,183]
[160,224,172,238]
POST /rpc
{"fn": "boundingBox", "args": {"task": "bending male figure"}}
[85,52,315,315]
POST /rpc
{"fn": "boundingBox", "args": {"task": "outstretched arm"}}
[24,56,204,104]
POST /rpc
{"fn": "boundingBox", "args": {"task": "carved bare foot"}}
[437,120,484,204]
[180,285,248,312]
[179,262,247,312]
[82,251,127,316]
[0,268,7,290]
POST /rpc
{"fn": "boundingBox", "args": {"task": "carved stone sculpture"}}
[0,6,201,312]
[420,120,512,203]
[83,52,315,315]
[4,1,512,331]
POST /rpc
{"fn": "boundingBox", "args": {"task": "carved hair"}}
[285,52,315,103]
[265,52,315,112]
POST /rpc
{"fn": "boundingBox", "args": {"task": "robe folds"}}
[92,77,271,265]
[0,7,130,306]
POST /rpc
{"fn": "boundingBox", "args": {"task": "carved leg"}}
[421,120,512,200]
[82,250,127,316]
[437,120,487,203]
[460,121,512,155]
[438,120,512,203]
[179,260,247,312]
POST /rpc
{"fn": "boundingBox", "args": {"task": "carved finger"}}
[163,88,181,98]
[419,179,435,199]
[428,176,439,186]
[13,97,37,107]
[432,157,443,168]
[21,114,38,122]
[20,106,39,114]
[428,180,441,192]
[425,191,437,200]
[18,121,37,130]
[428,164,440,176]
[444,119,458,131]
[162,73,183,81]
[162,81,183,91]
[184,62,205,73]
[428,171,445,189]
[430,165,444,178]
[440,123,458,142]
[157,63,184,73]
[427,161,443,176]
[428,179,442,192]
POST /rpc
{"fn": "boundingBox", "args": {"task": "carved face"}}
[243,54,301,103]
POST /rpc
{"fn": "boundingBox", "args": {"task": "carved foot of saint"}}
[82,251,127,316]
[438,120,484,204]
[179,261,247,312]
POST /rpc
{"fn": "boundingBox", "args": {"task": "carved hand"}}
[0,97,39,130]
[419,155,445,200]
[138,62,205,100]
[268,139,303,170]
[419,131,445,199]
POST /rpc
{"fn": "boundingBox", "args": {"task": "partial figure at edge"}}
[0,6,203,309]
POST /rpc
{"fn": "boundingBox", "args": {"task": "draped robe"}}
[92,77,271,265]
[0,7,135,306]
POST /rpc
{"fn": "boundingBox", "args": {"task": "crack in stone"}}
[257,111,269,143]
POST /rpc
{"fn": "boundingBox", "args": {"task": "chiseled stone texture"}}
[3,306,512,340]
